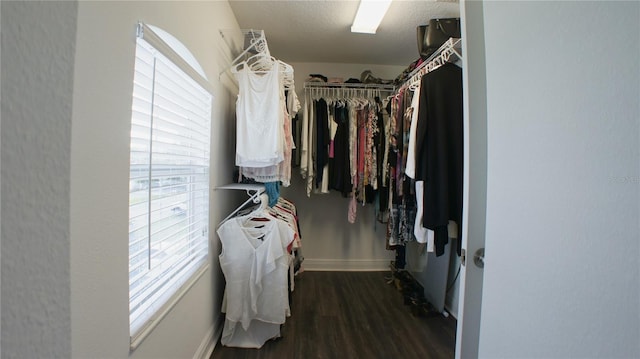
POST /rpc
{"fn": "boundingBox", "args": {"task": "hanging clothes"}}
[328,103,352,196]
[299,83,397,224]
[300,96,316,196]
[233,55,298,187]
[217,202,295,348]
[386,88,420,253]
[414,62,463,256]
[314,98,330,190]
[376,98,391,220]
[300,84,393,204]
[382,41,464,257]
[235,62,283,168]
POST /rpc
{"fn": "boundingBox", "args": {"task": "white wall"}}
[69,2,243,358]
[477,1,639,357]
[0,3,3,350]
[282,175,394,271]
[1,2,77,357]
[283,62,405,271]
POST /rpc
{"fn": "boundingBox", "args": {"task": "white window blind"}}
[128,24,212,343]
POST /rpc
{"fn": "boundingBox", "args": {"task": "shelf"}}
[216,183,265,194]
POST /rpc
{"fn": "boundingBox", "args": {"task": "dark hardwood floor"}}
[211,271,456,359]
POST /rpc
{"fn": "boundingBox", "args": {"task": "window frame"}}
[127,22,213,349]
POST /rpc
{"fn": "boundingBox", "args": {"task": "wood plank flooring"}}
[210,271,456,359]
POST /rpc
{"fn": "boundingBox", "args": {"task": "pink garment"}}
[277,102,293,186]
[365,107,378,189]
[357,109,366,202]
[348,195,357,224]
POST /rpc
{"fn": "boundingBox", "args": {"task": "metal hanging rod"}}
[399,37,463,91]
[304,82,396,91]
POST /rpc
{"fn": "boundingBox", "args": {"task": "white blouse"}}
[217,214,294,348]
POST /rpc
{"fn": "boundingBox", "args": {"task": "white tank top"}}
[235,63,283,167]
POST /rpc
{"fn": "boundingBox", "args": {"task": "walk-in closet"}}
[3,1,638,359]
[212,1,464,356]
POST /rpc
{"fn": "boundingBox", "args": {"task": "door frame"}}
[455,1,488,358]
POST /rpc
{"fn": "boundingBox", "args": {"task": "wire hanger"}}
[219,29,271,78]
[398,37,463,93]
[242,193,271,222]
[216,184,266,228]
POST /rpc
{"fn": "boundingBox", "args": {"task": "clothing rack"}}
[305,82,395,90]
[400,37,462,92]
[388,37,464,315]
[304,81,395,101]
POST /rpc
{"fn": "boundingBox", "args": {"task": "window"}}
[128,23,212,343]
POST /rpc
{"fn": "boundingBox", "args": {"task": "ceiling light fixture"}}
[350,0,393,34]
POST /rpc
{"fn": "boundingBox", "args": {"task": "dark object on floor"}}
[389,263,441,318]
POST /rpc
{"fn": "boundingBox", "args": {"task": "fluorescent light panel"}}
[351,0,393,34]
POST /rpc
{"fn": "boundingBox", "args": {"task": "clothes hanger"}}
[242,193,271,225]
[222,32,269,76]
[232,52,275,74]
[247,53,275,71]
[276,197,296,212]
[276,60,295,89]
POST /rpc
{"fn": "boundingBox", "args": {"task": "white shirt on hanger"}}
[217,213,294,348]
[404,82,421,179]
[235,62,283,167]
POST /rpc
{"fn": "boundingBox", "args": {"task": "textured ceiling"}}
[228,0,460,66]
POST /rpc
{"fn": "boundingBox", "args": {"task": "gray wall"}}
[70,2,242,358]
[1,2,77,357]
[455,0,488,356]
[477,1,639,357]
[2,1,244,358]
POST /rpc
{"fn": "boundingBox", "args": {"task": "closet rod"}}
[400,37,462,91]
[304,82,396,91]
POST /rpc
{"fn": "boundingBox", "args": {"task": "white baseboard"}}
[193,319,223,359]
[302,258,392,272]
[445,304,458,320]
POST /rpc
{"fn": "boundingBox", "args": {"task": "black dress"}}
[315,98,329,188]
[415,63,463,256]
[329,103,351,197]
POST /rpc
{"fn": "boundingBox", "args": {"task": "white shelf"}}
[216,183,265,193]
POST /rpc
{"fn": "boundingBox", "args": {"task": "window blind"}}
[128,25,212,343]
